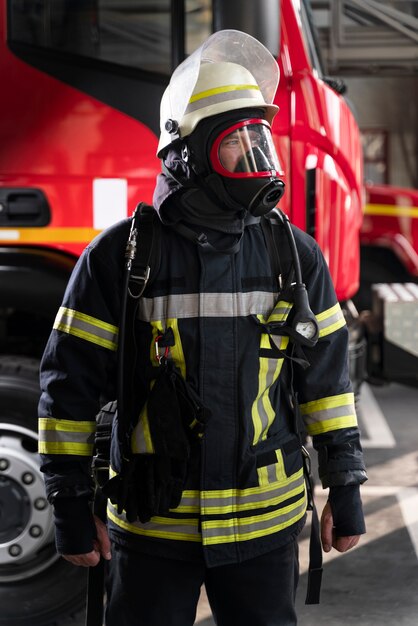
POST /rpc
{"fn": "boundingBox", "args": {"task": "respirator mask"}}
[209,117,284,215]
[186,111,285,216]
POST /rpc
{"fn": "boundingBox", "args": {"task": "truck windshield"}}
[7,0,212,75]
[300,0,325,77]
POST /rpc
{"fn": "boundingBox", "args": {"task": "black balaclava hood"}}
[153,144,247,235]
[153,108,284,234]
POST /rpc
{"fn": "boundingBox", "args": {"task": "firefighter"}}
[38,30,367,626]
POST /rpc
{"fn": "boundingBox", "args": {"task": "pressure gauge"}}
[290,284,319,347]
[295,320,318,340]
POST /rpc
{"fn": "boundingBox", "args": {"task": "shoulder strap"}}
[263,210,323,605]
[117,202,160,459]
[261,211,295,293]
[129,202,161,297]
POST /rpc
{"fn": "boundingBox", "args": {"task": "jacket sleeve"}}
[38,230,123,552]
[291,234,367,491]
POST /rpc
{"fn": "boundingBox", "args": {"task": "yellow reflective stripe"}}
[107,504,201,542]
[256,449,290,486]
[267,300,293,323]
[203,480,305,515]
[202,494,307,545]
[316,303,346,338]
[109,470,200,514]
[202,467,303,500]
[38,417,95,456]
[275,449,287,482]
[306,415,358,436]
[257,465,270,486]
[300,392,358,435]
[202,468,304,514]
[166,318,186,378]
[38,417,96,432]
[150,318,186,377]
[132,318,157,454]
[172,490,200,514]
[251,333,288,444]
[54,307,118,351]
[319,318,346,337]
[38,441,94,455]
[299,392,354,414]
[131,406,154,454]
[365,203,418,218]
[189,83,260,104]
[204,495,305,529]
[142,410,154,453]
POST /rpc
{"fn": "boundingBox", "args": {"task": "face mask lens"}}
[216,123,280,175]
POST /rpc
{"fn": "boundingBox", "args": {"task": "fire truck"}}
[0,0,372,624]
[356,183,418,385]
[360,183,418,298]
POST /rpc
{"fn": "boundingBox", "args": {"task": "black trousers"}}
[105,540,299,626]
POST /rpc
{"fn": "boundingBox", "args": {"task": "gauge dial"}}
[295,320,317,340]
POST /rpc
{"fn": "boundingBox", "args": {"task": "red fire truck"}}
[0,1,365,624]
[356,183,418,384]
[361,183,418,296]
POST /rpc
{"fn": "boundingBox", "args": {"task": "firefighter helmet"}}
[157,30,280,157]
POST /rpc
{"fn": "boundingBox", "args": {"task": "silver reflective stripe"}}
[201,470,305,514]
[267,463,277,483]
[303,402,356,427]
[254,357,278,435]
[175,493,200,513]
[316,303,346,337]
[300,393,358,435]
[39,430,95,445]
[107,504,201,542]
[202,496,307,543]
[138,291,278,322]
[38,417,96,455]
[54,307,118,350]
[268,301,292,322]
[186,87,261,114]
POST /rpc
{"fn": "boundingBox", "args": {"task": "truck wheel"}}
[0,356,87,626]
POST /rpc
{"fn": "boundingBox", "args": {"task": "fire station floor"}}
[195,382,418,626]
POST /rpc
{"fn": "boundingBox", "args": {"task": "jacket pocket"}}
[255,435,302,486]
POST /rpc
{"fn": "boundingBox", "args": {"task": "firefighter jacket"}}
[38,210,367,568]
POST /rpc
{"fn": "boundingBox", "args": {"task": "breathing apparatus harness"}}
[93,204,210,526]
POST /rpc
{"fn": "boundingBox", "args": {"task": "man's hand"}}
[321,501,361,553]
[62,515,111,567]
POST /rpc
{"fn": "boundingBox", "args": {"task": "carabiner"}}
[154,334,169,363]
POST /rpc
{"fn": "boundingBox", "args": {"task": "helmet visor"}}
[210,119,282,178]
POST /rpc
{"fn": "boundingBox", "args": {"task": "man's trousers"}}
[105,539,299,626]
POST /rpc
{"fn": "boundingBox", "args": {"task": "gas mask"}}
[186,110,285,216]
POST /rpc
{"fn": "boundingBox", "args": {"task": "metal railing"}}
[311,0,418,74]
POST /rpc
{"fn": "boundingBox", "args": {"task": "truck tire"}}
[0,356,88,626]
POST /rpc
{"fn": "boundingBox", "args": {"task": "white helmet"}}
[157,29,280,157]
